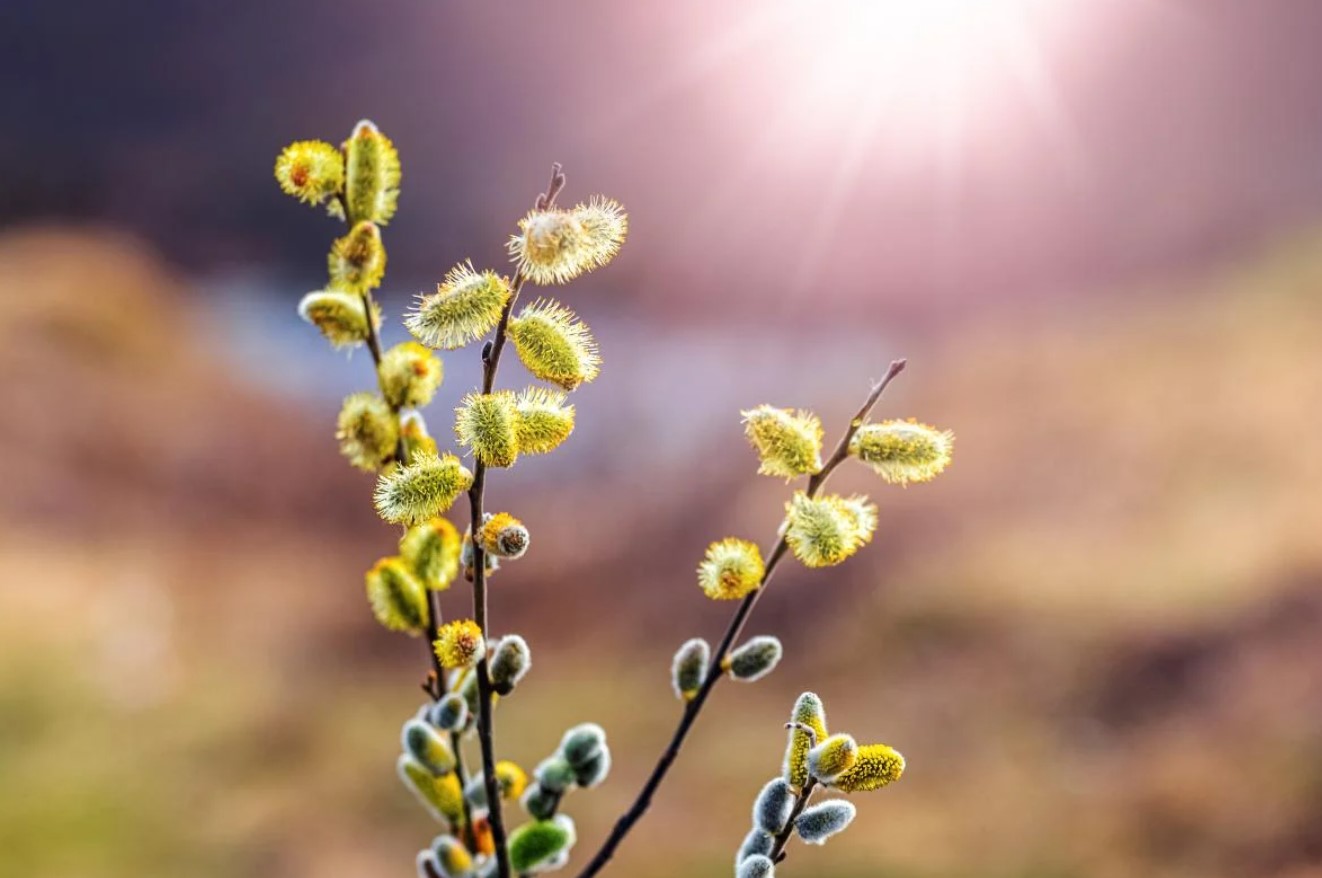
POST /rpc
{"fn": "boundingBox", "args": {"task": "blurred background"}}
[3,1,1322,876]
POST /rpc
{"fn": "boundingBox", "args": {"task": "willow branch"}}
[572,359,907,878]
[466,163,567,878]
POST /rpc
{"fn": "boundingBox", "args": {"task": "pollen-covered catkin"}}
[508,208,593,285]
[513,387,575,455]
[782,492,877,568]
[298,290,376,349]
[455,391,521,468]
[374,452,474,525]
[506,300,601,391]
[849,419,954,485]
[496,760,529,800]
[400,518,462,591]
[489,634,531,695]
[829,743,906,793]
[671,637,710,701]
[337,392,398,472]
[430,836,474,878]
[698,538,765,600]
[433,619,485,669]
[380,341,444,409]
[406,262,511,350]
[329,220,387,294]
[365,557,429,634]
[398,755,465,824]
[342,119,400,225]
[570,196,628,269]
[402,719,456,776]
[784,692,829,790]
[741,405,824,479]
[507,816,576,874]
[274,140,344,208]
[795,800,856,845]
[752,778,794,834]
[400,412,439,462]
[478,512,530,559]
[808,734,858,784]
[737,853,776,878]
[726,636,783,682]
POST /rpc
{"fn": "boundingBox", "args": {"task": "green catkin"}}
[830,743,906,793]
[736,828,775,867]
[741,405,824,479]
[507,816,576,874]
[513,387,576,455]
[328,220,387,294]
[406,262,511,351]
[808,733,858,785]
[455,391,521,468]
[297,289,375,350]
[752,778,794,834]
[506,299,601,391]
[671,637,710,701]
[365,557,429,634]
[737,854,775,878]
[534,755,577,794]
[725,636,783,682]
[570,744,610,788]
[400,411,439,463]
[373,452,474,525]
[784,692,829,790]
[489,634,531,695]
[849,419,954,486]
[521,782,560,821]
[430,693,469,731]
[559,723,607,768]
[342,119,400,225]
[380,341,444,409]
[794,800,856,845]
[337,392,398,472]
[400,517,462,591]
[398,755,464,824]
[782,492,877,568]
[402,719,456,776]
[429,835,474,878]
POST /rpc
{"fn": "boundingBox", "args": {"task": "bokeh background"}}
[3,1,1322,876]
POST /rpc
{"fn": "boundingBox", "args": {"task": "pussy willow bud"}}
[513,387,575,455]
[489,634,531,694]
[736,828,774,867]
[808,733,858,784]
[570,196,628,270]
[458,668,482,725]
[497,760,530,800]
[434,620,485,669]
[506,299,601,391]
[430,835,474,878]
[381,341,444,409]
[455,391,520,468]
[560,722,607,768]
[521,782,560,821]
[741,405,824,480]
[507,816,576,875]
[784,692,829,790]
[374,452,474,525]
[736,854,775,878]
[430,693,469,731]
[416,850,441,878]
[783,492,877,568]
[698,538,765,600]
[398,755,465,824]
[794,800,856,845]
[328,220,386,294]
[464,774,488,810]
[402,719,457,776]
[274,140,344,209]
[849,419,955,485]
[508,208,593,285]
[400,412,439,463]
[671,637,710,701]
[297,290,376,350]
[571,743,610,788]
[460,533,500,580]
[365,557,428,634]
[343,120,400,225]
[337,392,398,472]
[830,743,906,793]
[406,262,512,351]
[725,636,783,682]
[401,517,462,591]
[479,513,530,560]
[752,777,794,834]
[534,755,577,795]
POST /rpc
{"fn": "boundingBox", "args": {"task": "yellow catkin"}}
[697,538,765,600]
[570,196,628,269]
[508,208,594,284]
[328,220,386,294]
[830,743,906,793]
[380,341,444,409]
[455,391,521,468]
[342,120,400,225]
[513,387,575,455]
[364,557,428,634]
[741,406,824,479]
[479,512,530,559]
[495,760,529,800]
[399,517,462,591]
[336,392,398,472]
[406,262,512,350]
[373,452,474,525]
[434,619,486,669]
[297,290,378,350]
[506,299,601,391]
[849,419,954,485]
[274,140,344,208]
[782,492,877,568]
[784,692,829,790]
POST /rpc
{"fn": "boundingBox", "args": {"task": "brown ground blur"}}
[2,225,1321,878]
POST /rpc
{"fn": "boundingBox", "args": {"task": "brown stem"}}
[769,779,817,865]
[571,359,907,878]
[467,163,566,878]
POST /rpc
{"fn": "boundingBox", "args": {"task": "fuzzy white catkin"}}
[794,799,857,845]
[752,778,794,834]
[736,854,775,878]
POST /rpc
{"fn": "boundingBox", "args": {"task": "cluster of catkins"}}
[275,121,627,878]
[734,693,905,878]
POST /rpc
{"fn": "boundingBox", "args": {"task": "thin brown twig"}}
[466,163,567,878]
[572,359,907,878]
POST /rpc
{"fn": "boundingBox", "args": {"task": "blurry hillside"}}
[1,225,1321,878]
